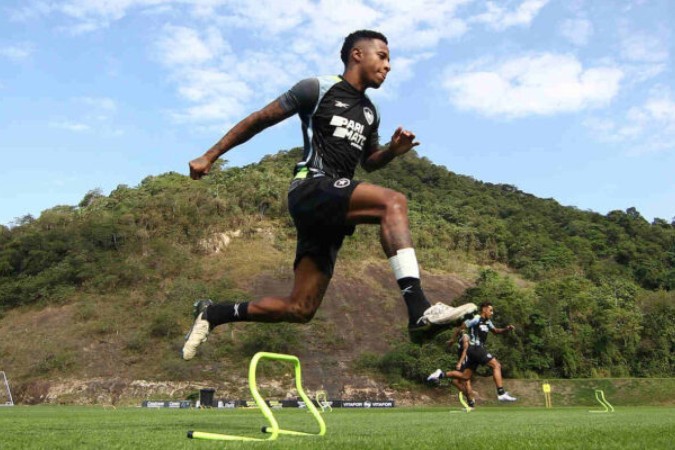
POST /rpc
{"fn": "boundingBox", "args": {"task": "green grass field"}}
[1,405,673,450]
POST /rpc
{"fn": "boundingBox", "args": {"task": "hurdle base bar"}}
[187,431,267,442]
[262,426,320,436]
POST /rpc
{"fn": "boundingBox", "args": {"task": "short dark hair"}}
[340,29,388,65]
[480,302,493,310]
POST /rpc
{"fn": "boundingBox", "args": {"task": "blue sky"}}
[1,0,673,227]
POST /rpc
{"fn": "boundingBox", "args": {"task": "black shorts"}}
[287,176,360,277]
[465,346,494,371]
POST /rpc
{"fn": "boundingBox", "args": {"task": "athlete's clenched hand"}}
[189,156,213,180]
[389,126,420,156]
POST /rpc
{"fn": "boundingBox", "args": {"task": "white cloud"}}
[46,97,122,134]
[12,0,180,32]
[471,0,550,31]
[78,96,117,112]
[375,0,470,51]
[0,43,34,61]
[622,0,651,13]
[156,25,227,67]
[620,31,669,64]
[155,24,253,124]
[585,86,675,154]
[59,0,178,24]
[170,99,246,124]
[8,1,55,22]
[150,1,473,125]
[230,51,308,99]
[50,121,91,132]
[176,68,252,103]
[442,53,623,118]
[212,0,314,34]
[11,0,564,127]
[558,17,593,46]
[622,63,667,86]
[616,28,669,85]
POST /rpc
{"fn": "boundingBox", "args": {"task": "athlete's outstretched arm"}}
[189,99,295,179]
[492,324,515,334]
[361,126,419,172]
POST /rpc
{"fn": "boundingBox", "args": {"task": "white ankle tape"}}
[388,248,420,280]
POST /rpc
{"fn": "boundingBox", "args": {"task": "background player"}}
[429,302,517,402]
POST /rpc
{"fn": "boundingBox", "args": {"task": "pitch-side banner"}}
[141,399,395,408]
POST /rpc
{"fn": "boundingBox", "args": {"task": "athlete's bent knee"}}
[387,191,408,216]
[286,302,318,323]
[380,192,408,224]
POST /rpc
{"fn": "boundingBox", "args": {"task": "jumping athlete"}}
[182,30,476,361]
[429,302,516,402]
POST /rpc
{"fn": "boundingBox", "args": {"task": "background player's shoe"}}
[423,302,478,325]
[427,369,444,382]
[498,392,517,402]
[182,299,213,361]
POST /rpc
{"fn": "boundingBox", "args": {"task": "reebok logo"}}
[401,285,413,295]
[335,100,349,108]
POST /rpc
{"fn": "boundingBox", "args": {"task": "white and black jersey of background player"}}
[278,75,381,277]
[465,314,497,367]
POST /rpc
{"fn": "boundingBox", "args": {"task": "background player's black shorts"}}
[465,346,495,371]
[288,176,361,277]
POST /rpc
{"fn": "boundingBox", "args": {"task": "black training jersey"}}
[277,75,381,179]
[465,315,495,347]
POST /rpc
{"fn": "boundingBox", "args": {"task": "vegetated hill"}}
[0,148,673,404]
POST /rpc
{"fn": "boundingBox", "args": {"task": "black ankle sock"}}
[205,302,249,327]
[397,277,432,326]
[497,387,505,396]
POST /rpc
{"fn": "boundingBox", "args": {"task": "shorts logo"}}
[487,353,493,359]
[363,107,374,125]
[334,178,351,188]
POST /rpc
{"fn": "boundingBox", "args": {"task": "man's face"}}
[355,38,391,88]
[481,305,494,319]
